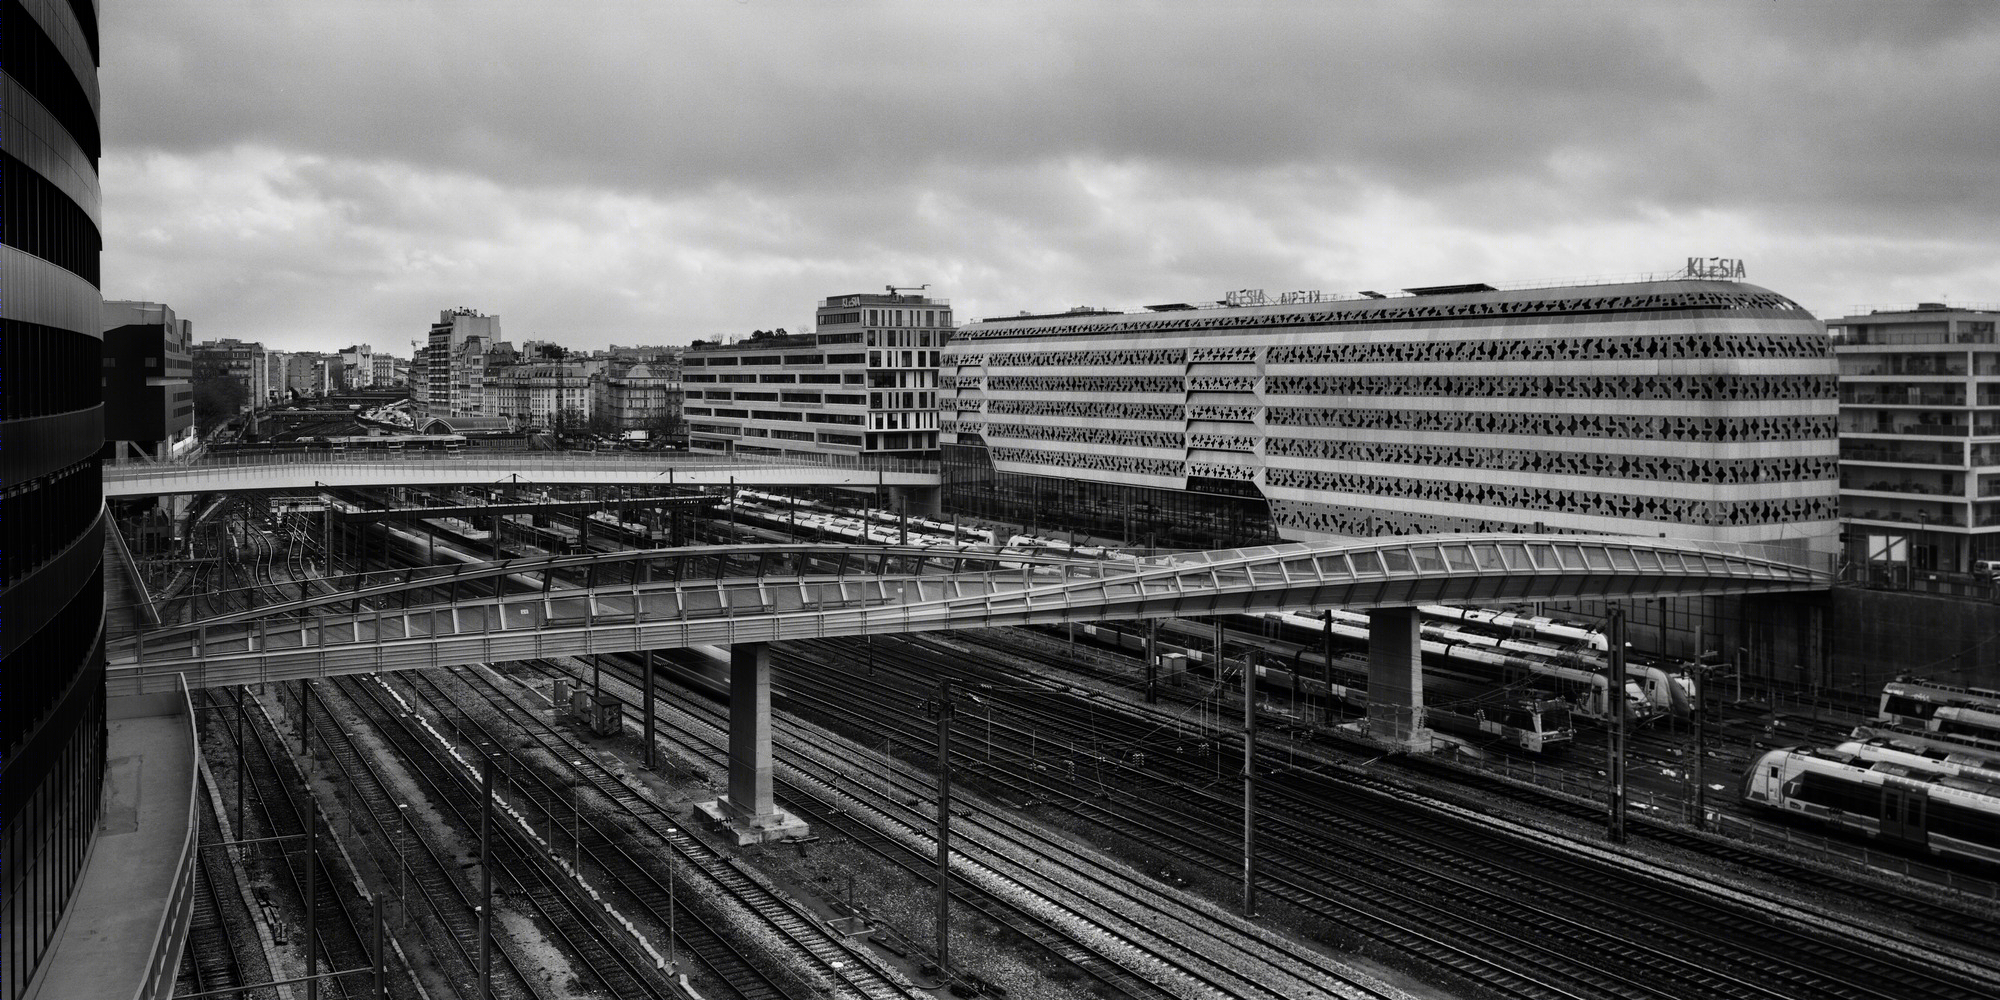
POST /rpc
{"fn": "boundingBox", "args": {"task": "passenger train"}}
[1742,747,2000,866]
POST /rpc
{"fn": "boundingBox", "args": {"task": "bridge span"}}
[110,533,1828,695]
[111,532,1829,840]
[101,452,940,497]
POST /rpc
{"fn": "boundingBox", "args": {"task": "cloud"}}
[96,1,2000,350]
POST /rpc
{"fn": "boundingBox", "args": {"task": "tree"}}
[535,343,568,360]
[192,376,247,433]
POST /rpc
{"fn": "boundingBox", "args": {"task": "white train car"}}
[1878,677,2000,727]
[1742,747,2000,866]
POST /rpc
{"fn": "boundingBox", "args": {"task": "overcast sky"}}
[101,1,2000,354]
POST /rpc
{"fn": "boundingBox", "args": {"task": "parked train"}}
[1878,677,2000,727]
[1072,620,1576,752]
[1251,610,1656,723]
[1741,747,2000,865]
[1416,606,1699,716]
[1831,737,2000,785]
[1848,725,2000,768]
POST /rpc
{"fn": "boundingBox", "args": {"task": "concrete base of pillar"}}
[694,797,810,845]
[1365,723,1437,753]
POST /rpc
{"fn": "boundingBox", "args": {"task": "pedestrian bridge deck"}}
[101,452,940,497]
[106,534,1832,696]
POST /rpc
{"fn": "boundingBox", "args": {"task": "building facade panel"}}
[687,290,950,461]
[1830,304,2000,575]
[943,279,1839,552]
[0,3,106,992]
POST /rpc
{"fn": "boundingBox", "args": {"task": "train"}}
[1878,677,2000,727]
[1741,746,2000,866]
[1251,610,1657,723]
[1069,620,1576,752]
[1831,737,2000,785]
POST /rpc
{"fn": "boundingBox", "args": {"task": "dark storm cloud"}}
[97,2,2000,348]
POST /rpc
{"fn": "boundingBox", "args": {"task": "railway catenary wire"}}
[525,654,1403,1000]
[179,800,249,998]
[331,672,679,999]
[512,655,1182,1000]
[204,686,403,1000]
[854,631,2000,1000]
[745,639,1710,1000]
[297,678,546,1000]
[246,521,668,1000]
[382,665,865,1000]
[426,664,924,1000]
[976,623,2000,954]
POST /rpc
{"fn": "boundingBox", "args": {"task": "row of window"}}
[1263,374,1836,401]
[3,666,103,1000]
[1,151,102,287]
[4,5,101,162]
[2,320,101,419]
[953,291,1807,341]
[1264,465,1840,527]
[1,459,100,588]
[942,443,1277,550]
[1265,437,1837,485]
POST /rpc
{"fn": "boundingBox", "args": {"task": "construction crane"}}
[886,283,929,298]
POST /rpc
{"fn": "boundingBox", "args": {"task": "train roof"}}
[1777,747,2000,802]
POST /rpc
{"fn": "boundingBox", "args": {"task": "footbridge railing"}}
[106,534,1833,695]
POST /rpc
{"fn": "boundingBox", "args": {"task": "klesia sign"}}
[1686,257,1748,279]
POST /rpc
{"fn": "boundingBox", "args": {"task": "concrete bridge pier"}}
[697,642,810,844]
[1366,607,1433,751]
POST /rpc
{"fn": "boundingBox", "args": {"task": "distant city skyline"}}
[101,2,2000,352]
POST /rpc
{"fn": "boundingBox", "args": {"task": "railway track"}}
[179,810,249,997]
[531,653,1405,1000]
[439,662,921,1000]
[384,665,886,1000]
[783,631,2000,1000]
[993,622,2000,944]
[207,686,402,1000]
[332,673,678,999]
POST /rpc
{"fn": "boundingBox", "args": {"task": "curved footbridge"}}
[111,533,1830,840]
[101,451,940,496]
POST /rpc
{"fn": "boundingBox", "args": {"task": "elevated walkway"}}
[102,452,939,497]
[26,684,197,1000]
[106,534,1832,696]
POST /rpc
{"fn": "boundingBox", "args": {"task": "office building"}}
[685,290,950,460]
[2,2,115,994]
[426,307,501,417]
[1829,303,2000,574]
[101,301,196,461]
[942,279,1839,552]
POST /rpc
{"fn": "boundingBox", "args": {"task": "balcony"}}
[1839,362,1969,377]
[1841,423,1973,438]
[1840,395,1967,408]
[1840,444,1963,466]
[1841,478,1958,497]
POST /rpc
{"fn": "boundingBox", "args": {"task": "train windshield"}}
[1539,706,1574,733]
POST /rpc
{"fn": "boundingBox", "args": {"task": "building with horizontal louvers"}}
[941,279,1839,554]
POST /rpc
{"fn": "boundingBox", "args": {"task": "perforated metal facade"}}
[941,279,1839,552]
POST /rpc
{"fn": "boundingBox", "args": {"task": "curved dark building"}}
[2,1,107,995]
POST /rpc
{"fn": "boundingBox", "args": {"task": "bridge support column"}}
[1366,607,1432,751]
[696,642,809,844]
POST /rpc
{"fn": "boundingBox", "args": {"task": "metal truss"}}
[106,534,1832,695]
